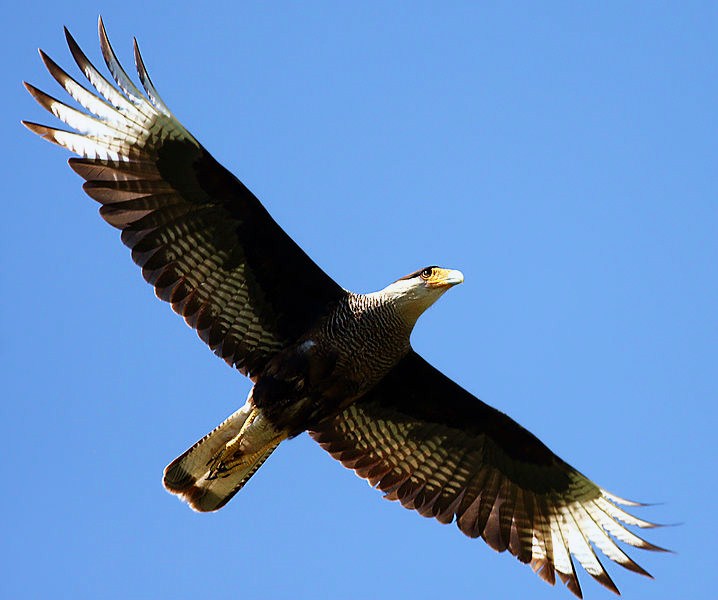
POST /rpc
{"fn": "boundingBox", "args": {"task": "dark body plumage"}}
[255,292,414,436]
[24,19,667,599]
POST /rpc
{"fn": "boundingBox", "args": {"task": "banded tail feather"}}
[164,401,286,512]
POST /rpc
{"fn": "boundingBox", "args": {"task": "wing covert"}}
[310,351,666,598]
[24,18,345,377]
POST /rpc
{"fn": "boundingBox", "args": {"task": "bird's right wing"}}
[23,19,345,378]
[310,351,666,598]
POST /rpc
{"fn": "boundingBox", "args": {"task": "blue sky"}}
[2,3,716,599]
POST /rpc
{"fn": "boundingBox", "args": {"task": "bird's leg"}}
[206,407,284,479]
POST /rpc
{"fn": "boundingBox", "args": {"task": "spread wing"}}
[23,18,344,377]
[310,351,666,598]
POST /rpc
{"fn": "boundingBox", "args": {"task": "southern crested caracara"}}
[24,19,667,598]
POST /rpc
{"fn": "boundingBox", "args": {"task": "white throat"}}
[367,279,449,329]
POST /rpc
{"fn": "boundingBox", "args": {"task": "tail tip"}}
[163,458,233,513]
[163,459,194,491]
[166,482,230,513]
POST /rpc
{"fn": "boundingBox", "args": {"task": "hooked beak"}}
[432,268,464,288]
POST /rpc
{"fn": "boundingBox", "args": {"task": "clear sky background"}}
[2,3,715,599]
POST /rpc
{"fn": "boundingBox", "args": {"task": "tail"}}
[163,401,286,512]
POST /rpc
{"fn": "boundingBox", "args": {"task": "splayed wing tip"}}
[22,120,52,138]
[63,26,80,55]
[97,16,148,111]
[557,569,583,599]
[38,48,53,69]
[132,36,171,116]
[601,489,651,507]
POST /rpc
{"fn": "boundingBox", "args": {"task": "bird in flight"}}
[24,18,666,598]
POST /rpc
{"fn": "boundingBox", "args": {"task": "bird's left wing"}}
[23,19,345,378]
[310,351,666,598]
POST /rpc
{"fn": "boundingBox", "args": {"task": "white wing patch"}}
[312,401,667,598]
[23,17,196,163]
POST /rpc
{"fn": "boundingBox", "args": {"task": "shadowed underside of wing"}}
[23,18,344,377]
[310,351,666,598]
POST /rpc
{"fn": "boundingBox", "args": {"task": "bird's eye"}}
[420,268,433,280]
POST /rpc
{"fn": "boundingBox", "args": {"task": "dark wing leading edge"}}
[310,351,666,598]
[23,19,344,378]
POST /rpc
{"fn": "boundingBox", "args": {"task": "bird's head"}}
[378,266,464,327]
